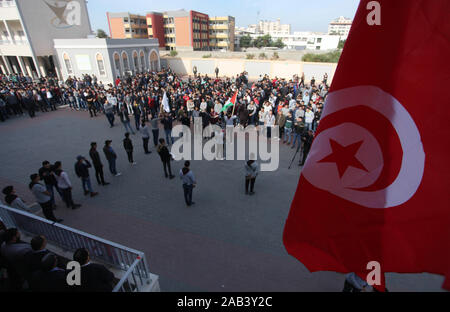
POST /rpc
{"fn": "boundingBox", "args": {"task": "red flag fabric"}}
[283,0,450,290]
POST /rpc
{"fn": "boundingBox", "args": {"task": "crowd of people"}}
[0,225,115,291]
[0,67,329,291]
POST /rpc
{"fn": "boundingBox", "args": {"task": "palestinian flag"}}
[221,91,238,113]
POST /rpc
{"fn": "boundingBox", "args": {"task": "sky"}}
[86,0,360,35]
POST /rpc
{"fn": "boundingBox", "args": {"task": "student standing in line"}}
[179,161,196,206]
[245,160,259,195]
[89,142,109,186]
[157,138,175,179]
[74,156,99,197]
[103,140,122,177]
[140,121,152,155]
[53,162,81,210]
[28,174,63,222]
[123,133,136,165]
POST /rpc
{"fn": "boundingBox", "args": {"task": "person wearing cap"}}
[2,185,33,212]
[28,174,62,222]
[74,156,99,197]
[103,140,121,177]
[89,142,109,186]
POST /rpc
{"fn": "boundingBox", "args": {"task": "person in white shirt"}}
[265,110,276,138]
[53,161,81,210]
[2,185,33,212]
[200,100,207,112]
[304,108,315,131]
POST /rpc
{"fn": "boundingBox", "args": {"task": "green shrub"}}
[246,53,255,59]
[202,54,212,58]
[259,52,267,59]
[169,50,178,57]
[272,52,279,60]
[302,50,342,63]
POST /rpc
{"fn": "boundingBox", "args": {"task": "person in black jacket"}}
[71,248,115,292]
[103,140,121,177]
[29,253,68,292]
[89,142,109,186]
[38,160,63,208]
[299,130,314,166]
[157,138,175,179]
[23,93,36,118]
[123,133,136,165]
[74,156,98,197]
[118,105,135,134]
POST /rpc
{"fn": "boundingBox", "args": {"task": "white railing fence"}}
[0,204,152,292]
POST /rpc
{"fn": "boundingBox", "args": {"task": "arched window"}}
[122,51,130,73]
[149,50,159,72]
[63,52,73,75]
[96,53,106,76]
[140,50,145,71]
[113,52,121,77]
[133,51,139,73]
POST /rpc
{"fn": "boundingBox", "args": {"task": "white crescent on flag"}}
[302,85,425,209]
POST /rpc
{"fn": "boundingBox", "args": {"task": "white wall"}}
[17,0,92,56]
[164,57,337,82]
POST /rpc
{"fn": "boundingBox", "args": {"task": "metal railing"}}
[0,204,153,292]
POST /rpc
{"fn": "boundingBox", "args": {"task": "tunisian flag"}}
[283,0,450,290]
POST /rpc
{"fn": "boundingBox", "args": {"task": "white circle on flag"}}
[302,86,425,209]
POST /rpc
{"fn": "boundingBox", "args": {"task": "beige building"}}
[328,16,352,38]
[209,16,235,51]
[0,0,92,78]
[107,12,148,39]
[258,19,291,36]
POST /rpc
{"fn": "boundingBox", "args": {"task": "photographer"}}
[299,130,314,167]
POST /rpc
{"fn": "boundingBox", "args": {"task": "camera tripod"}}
[288,143,304,169]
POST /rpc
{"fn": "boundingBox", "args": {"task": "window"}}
[96,53,106,76]
[63,53,73,75]
[122,51,129,72]
[317,38,322,43]
[133,51,138,71]
[140,51,145,70]
[114,52,121,76]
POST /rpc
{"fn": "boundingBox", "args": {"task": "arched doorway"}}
[149,50,159,72]
[132,51,139,74]
[113,52,121,78]
[140,50,145,72]
[121,51,130,75]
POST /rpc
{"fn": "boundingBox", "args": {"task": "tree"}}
[254,34,272,48]
[96,29,108,38]
[273,38,285,49]
[338,39,346,49]
[240,35,252,49]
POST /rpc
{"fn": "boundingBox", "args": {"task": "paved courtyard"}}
[0,108,444,292]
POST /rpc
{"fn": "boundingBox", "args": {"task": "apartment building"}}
[110,9,217,51]
[209,16,235,51]
[160,9,210,51]
[0,0,92,78]
[107,12,148,39]
[146,12,165,48]
[328,16,352,38]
